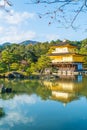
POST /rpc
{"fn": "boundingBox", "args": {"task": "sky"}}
[0,0,87,44]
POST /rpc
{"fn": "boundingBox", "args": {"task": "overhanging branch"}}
[28,0,87,28]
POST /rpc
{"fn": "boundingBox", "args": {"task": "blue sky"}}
[0,0,87,44]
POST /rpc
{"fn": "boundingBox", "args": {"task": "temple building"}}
[48,41,85,75]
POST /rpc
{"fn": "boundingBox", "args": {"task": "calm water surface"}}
[0,75,87,130]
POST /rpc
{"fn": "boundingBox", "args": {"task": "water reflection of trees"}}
[0,107,5,118]
[0,79,51,100]
[0,76,87,104]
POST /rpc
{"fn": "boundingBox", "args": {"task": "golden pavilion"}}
[48,41,85,75]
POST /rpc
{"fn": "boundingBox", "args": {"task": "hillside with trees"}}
[0,39,87,77]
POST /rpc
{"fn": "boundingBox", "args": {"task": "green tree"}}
[0,61,7,73]
[33,42,49,58]
[1,50,14,71]
[10,63,19,71]
[37,55,51,74]
[79,39,87,67]
[26,63,37,75]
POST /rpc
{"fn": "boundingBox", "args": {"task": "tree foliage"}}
[36,55,51,74]
[0,39,86,74]
[79,39,87,67]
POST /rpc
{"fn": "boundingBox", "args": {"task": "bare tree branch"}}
[26,0,87,28]
[70,4,84,27]
[0,0,12,12]
[0,0,87,28]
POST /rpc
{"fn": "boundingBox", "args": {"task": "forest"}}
[0,38,87,76]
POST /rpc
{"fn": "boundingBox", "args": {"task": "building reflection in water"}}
[43,75,83,106]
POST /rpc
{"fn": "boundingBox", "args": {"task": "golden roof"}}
[51,42,77,48]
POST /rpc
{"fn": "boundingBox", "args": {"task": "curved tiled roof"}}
[48,53,86,56]
[51,42,77,47]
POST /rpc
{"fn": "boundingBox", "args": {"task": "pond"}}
[0,75,87,130]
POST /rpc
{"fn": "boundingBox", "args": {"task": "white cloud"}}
[0,94,37,109]
[0,0,4,6]
[46,34,59,41]
[11,94,37,107]
[0,27,36,43]
[0,94,37,128]
[0,26,4,33]
[0,10,35,25]
[0,10,37,43]
[5,11,35,25]
[0,111,34,127]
